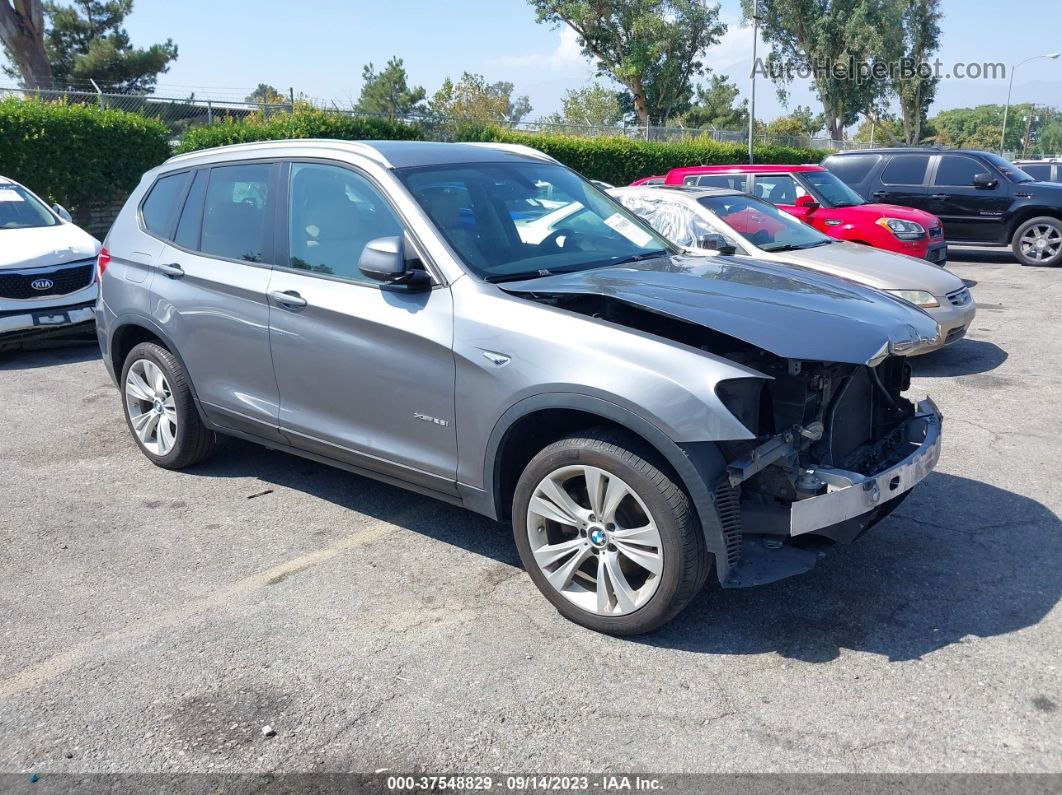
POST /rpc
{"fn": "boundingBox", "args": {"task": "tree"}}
[742,0,899,141]
[891,0,942,145]
[0,0,52,88]
[927,104,1026,151]
[41,0,176,92]
[681,72,747,130]
[542,83,624,128]
[528,0,727,126]
[245,83,285,106]
[355,56,426,120]
[764,105,825,145]
[852,113,904,144]
[429,72,532,124]
[1040,121,1062,156]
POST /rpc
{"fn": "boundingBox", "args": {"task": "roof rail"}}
[464,142,557,164]
[164,138,393,167]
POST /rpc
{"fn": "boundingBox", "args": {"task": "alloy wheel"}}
[125,358,178,456]
[526,465,663,616]
[1020,223,1062,262]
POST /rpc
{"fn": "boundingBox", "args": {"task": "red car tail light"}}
[96,247,111,282]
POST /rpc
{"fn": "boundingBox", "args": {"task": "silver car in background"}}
[611,185,977,352]
[97,140,944,634]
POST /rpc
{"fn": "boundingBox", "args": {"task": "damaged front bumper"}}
[719,399,942,589]
[790,398,942,536]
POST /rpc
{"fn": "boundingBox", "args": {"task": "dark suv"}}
[822,148,1062,266]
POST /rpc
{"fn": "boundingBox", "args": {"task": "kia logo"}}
[31,278,54,290]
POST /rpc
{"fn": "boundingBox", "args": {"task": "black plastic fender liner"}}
[479,393,735,574]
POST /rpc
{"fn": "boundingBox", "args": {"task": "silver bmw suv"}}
[97,140,944,634]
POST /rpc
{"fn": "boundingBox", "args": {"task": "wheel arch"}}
[481,393,734,579]
[109,315,209,425]
[1007,207,1062,240]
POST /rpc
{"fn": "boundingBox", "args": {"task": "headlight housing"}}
[886,289,940,308]
[876,217,926,240]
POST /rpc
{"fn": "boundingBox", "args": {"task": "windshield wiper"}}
[486,270,557,283]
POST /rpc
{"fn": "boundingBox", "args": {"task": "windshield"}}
[800,170,867,207]
[398,162,673,280]
[983,153,1035,183]
[0,184,59,230]
[699,193,831,252]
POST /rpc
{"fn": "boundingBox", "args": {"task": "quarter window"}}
[881,155,930,185]
[200,164,272,262]
[823,154,880,185]
[934,155,987,187]
[287,162,405,283]
[141,172,190,238]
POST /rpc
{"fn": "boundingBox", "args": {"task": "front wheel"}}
[512,429,710,635]
[1012,216,1062,266]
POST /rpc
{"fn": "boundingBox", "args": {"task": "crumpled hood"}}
[501,254,942,365]
[0,223,101,269]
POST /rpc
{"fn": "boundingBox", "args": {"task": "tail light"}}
[96,247,111,282]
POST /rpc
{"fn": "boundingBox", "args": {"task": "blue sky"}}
[18,0,1062,124]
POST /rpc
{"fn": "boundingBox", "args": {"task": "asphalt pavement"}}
[0,248,1059,776]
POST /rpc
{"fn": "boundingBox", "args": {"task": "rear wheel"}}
[121,341,215,469]
[512,429,709,635]
[1012,216,1062,266]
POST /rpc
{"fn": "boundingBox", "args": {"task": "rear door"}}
[149,161,284,442]
[871,154,933,211]
[266,160,458,494]
[926,154,1012,243]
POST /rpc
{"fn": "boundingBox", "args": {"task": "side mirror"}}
[52,203,72,222]
[698,233,737,256]
[358,235,431,287]
[794,195,820,211]
[972,172,998,189]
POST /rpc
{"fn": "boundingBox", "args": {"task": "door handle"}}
[270,290,307,309]
[871,191,890,200]
[158,262,184,278]
[931,193,949,200]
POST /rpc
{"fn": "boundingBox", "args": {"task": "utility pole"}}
[748,0,760,164]
[1001,53,1059,154]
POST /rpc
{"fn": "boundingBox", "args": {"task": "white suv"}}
[0,176,100,351]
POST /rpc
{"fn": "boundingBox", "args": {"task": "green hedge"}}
[0,97,171,212]
[455,124,827,185]
[175,108,424,153]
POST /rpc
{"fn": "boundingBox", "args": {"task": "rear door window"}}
[141,172,191,239]
[881,155,930,186]
[200,164,273,262]
[684,174,749,191]
[174,170,207,250]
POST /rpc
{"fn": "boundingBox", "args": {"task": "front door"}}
[266,161,458,494]
[926,154,1012,243]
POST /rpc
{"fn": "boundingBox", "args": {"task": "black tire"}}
[512,428,710,635]
[1011,216,1062,266]
[120,341,215,469]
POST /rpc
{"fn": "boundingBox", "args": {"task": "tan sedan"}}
[610,185,976,352]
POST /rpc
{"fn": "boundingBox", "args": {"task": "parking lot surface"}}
[1,250,1060,774]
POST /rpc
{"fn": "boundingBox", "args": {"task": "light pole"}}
[748,1,761,164]
[1001,52,1059,154]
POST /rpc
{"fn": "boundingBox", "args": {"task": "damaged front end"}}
[501,256,946,589]
[711,352,941,587]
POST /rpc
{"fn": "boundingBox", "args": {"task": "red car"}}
[655,164,947,264]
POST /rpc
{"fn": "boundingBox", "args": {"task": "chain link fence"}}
[0,84,889,151]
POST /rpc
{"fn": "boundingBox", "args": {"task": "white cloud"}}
[491,26,589,71]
